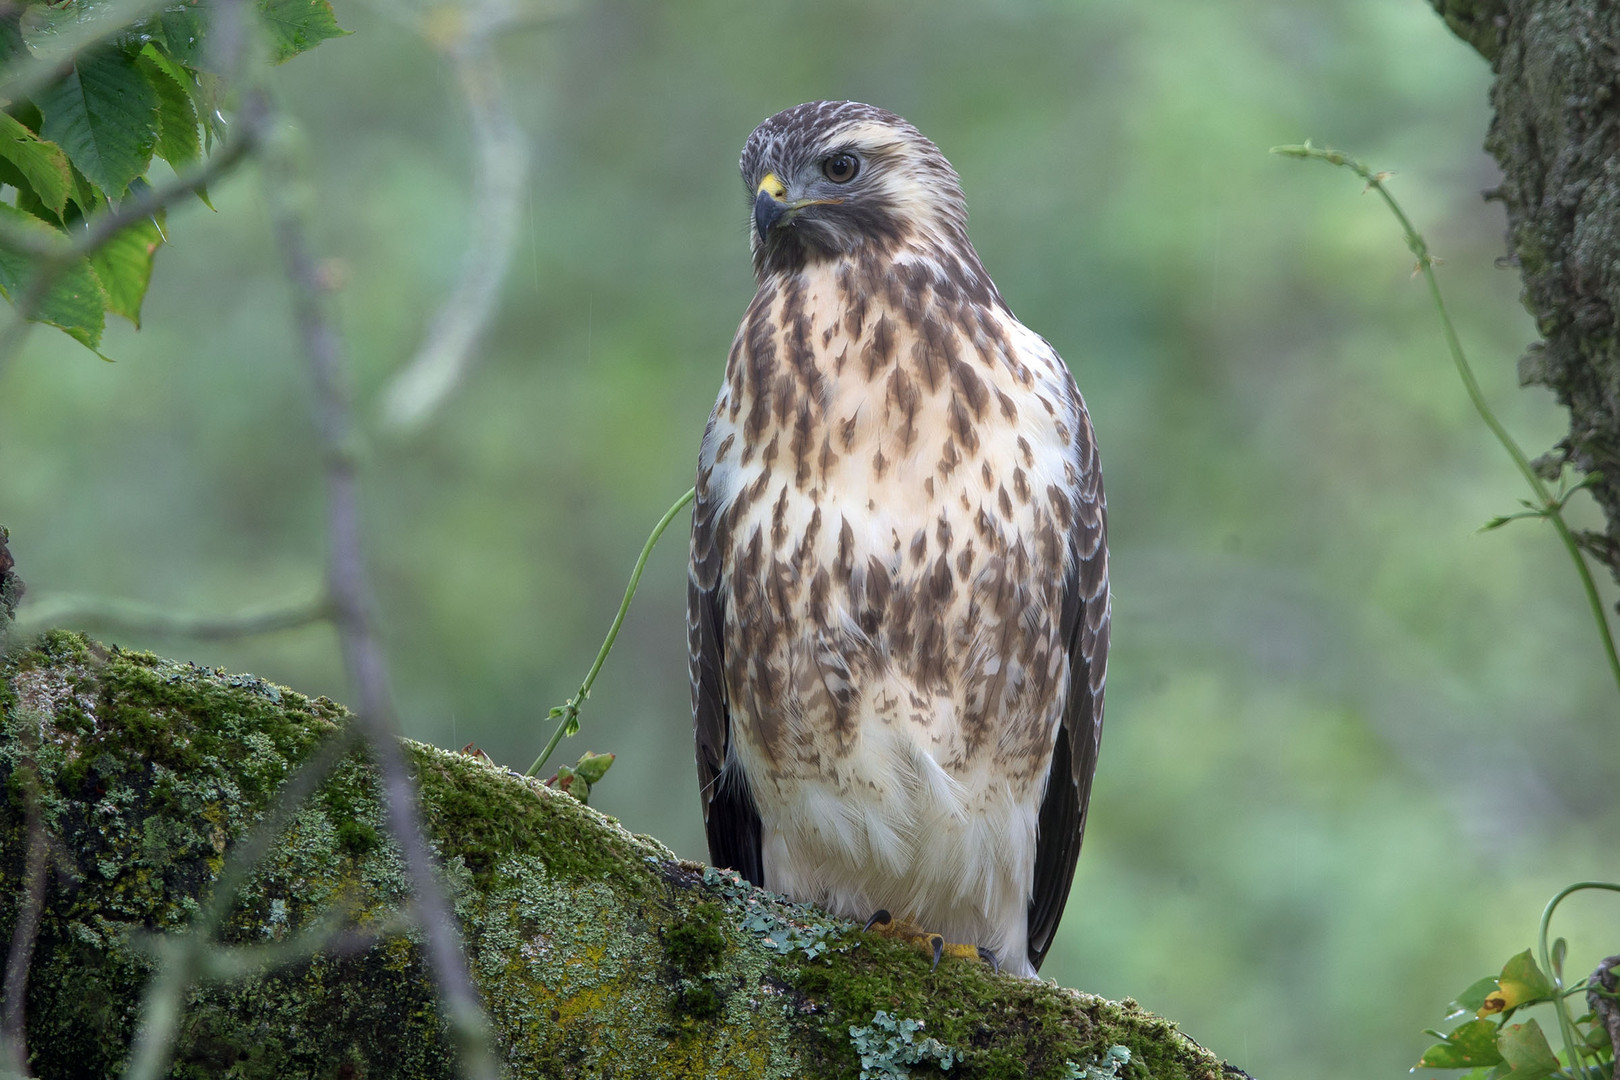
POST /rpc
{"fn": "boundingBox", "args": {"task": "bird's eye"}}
[822,153,860,183]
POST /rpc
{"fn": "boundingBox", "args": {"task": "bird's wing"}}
[1026,393,1110,971]
[689,442,764,885]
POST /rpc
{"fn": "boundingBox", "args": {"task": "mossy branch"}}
[0,632,1247,1080]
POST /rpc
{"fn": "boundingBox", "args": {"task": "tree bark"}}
[1432,0,1620,583]
[0,631,1243,1079]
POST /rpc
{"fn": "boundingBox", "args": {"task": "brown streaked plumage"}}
[689,101,1109,977]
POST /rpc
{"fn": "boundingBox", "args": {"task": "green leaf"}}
[154,8,207,68]
[36,46,159,199]
[1445,976,1504,1020]
[65,160,101,221]
[572,751,615,785]
[0,111,72,217]
[258,0,349,64]
[0,202,107,352]
[1417,1019,1505,1070]
[1496,1021,1560,1079]
[136,45,200,171]
[89,212,163,327]
[1492,951,1556,1012]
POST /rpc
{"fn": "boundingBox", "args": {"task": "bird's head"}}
[739,101,970,278]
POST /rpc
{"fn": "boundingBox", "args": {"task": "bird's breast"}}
[701,254,1085,791]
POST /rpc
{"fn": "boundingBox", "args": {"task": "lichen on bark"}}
[0,632,1240,1079]
[1438,0,1620,585]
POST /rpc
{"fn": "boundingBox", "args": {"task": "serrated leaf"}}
[0,202,107,352]
[258,0,349,64]
[89,212,163,327]
[136,46,200,171]
[1417,1019,1505,1070]
[154,8,208,68]
[1495,951,1556,1011]
[65,160,101,221]
[0,111,72,217]
[1497,1021,1559,1079]
[37,46,159,199]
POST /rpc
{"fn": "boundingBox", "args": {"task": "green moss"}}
[667,900,728,974]
[0,634,1236,1080]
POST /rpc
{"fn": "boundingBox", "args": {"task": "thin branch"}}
[0,754,47,1079]
[0,0,173,105]
[0,130,260,369]
[121,720,364,1080]
[258,93,499,1080]
[11,591,329,643]
[378,2,531,431]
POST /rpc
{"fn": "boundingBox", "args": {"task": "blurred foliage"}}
[0,2,1616,1079]
[0,0,345,351]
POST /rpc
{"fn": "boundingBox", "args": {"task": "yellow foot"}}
[861,910,1000,972]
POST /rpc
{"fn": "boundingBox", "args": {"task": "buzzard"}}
[689,101,1109,978]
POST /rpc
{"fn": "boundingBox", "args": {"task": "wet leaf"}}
[37,46,159,199]
[1450,976,1502,1018]
[1416,1019,1504,1070]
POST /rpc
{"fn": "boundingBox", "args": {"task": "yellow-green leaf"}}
[89,213,164,327]
[258,0,350,64]
[1493,950,1556,1012]
[0,202,107,352]
[1416,1018,1504,1070]
[137,45,200,172]
[0,112,72,217]
[1497,1021,1560,1080]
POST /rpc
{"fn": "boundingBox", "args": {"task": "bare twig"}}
[11,591,329,643]
[122,719,364,1080]
[258,94,499,1080]
[378,1,532,431]
[0,0,173,105]
[1,754,47,1079]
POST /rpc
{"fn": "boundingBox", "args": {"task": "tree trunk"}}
[1431,0,1620,582]
[0,630,1242,1079]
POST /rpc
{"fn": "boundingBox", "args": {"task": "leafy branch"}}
[1272,140,1620,702]
[0,0,347,357]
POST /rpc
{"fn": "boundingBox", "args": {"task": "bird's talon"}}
[978,946,1001,973]
[930,935,944,970]
[863,909,893,933]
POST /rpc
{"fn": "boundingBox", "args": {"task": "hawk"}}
[689,101,1109,978]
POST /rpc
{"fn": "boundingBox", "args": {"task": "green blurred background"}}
[3,1,1616,1076]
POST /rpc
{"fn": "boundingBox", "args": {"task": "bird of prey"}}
[689,101,1109,978]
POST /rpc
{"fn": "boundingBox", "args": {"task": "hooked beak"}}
[754,172,789,239]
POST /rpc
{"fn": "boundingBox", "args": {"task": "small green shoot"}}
[526,485,696,777]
